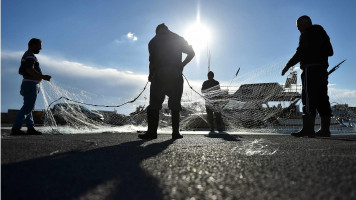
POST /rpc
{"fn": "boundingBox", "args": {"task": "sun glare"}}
[184,22,211,64]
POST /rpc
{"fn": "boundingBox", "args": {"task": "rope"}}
[45,75,220,132]
[182,74,216,104]
[47,81,149,110]
[45,81,149,131]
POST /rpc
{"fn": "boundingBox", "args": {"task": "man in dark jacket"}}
[139,23,195,139]
[11,38,52,135]
[202,71,223,132]
[282,15,333,137]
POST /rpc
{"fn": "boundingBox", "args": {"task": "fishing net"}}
[39,60,356,134]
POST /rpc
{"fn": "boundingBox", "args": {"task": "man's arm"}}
[24,59,51,81]
[282,52,300,75]
[182,46,195,70]
[282,36,303,76]
[25,68,51,81]
[148,63,153,82]
[201,81,207,92]
[324,31,333,57]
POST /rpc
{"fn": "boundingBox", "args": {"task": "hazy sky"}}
[2,0,356,113]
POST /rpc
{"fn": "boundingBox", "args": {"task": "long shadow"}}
[316,135,356,142]
[2,139,174,200]
[205,131,242,141]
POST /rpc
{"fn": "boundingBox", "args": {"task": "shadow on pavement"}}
[317,135,356,142]
[205,131,242,141]
[2,139,174,200]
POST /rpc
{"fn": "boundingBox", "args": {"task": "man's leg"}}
[291,69,315,137]
[315,68,332,137]
[206,107,214,131]
[215,112,223,132]
[138,80,164,139]
[24,112,35,129]
[171,110,183,139]
[168,77,183,139]
[12,82,38,135]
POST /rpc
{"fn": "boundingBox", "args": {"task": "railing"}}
[221,84,303,95]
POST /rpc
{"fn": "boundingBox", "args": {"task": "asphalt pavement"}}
[1,130,356,200]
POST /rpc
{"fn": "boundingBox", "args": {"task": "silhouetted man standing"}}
[282,15,333,137]
[139,23,195,139]
[202,71,223,132]
[11,38,52,135]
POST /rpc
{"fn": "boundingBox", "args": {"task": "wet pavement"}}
[2,131,356,200]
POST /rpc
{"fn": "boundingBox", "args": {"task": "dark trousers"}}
[206,106,222,129]
[147,70,183,111]
[301,66,331,117]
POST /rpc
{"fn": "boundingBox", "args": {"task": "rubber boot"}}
[138,109,159,139]
[315,116,331,137]
[291,115,315,137]
[171,110,183,139]
[27,128,42,135]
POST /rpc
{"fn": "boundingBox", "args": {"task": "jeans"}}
[12,81,40,130]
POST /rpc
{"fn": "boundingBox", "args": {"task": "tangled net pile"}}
[39,60,356,134]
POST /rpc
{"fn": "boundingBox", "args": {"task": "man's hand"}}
[281,66,290,76]
[42,75,51,81]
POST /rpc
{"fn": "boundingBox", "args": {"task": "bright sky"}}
[2,0,356,112]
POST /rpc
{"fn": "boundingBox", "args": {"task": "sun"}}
[184,22,211,63]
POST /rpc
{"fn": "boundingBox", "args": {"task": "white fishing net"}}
[39,61,356,134]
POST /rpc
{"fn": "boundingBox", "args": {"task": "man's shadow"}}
[205,131,242,141]
[2,138,174,200]
[316,135,356,142]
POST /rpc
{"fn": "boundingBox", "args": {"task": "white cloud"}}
[126,32,138,41]
[3,50,356,108]
[329,87,356,98]
[127,32,134,38]
[329,87,356,106]
[2,50,147,89]
[113,32,138,43]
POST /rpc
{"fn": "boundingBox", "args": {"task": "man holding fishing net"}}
[282,15,333,137]
[202,71,224,132]
[139,23,195,139]
[11,38,52,135]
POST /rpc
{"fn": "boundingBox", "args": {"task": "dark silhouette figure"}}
[11,38,52,136]
[202,71,223,132]
[282,15,333,137]
[139,23,195,140]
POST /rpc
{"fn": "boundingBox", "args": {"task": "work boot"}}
[27,128,42,135]
[315,116,331,137]
[11,128,27,136]
[291,115,315,137]
[138,109,159,139]
[171,110,183,139]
